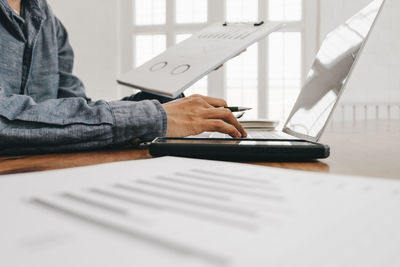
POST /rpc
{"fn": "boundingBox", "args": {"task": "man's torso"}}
[0,0,60,102]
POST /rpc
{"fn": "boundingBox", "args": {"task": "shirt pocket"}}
[27,73,60,102]
[0,35,24,72]
[0,36,24,93]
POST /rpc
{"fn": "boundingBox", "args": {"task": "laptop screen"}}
[283,0,384,141]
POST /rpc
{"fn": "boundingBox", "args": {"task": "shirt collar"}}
[0,0,18,21]
[0,0,45,20]
[24,0,46,20]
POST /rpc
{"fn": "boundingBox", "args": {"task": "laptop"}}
[150,0,385,161]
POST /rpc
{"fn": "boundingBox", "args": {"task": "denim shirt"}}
[0,0,168,154]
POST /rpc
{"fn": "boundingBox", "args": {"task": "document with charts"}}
[1,157,399,267]
[118,22,283,98]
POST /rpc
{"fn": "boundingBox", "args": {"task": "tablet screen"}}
[155,138,317,147]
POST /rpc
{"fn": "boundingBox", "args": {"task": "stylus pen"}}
[225,106,252,112]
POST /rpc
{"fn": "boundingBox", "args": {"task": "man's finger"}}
[193,95,227,108]
[201,120,242,138]
[201,109,247,137]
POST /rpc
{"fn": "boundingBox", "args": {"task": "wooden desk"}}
[320,120,400,179]
[1,120,399,179]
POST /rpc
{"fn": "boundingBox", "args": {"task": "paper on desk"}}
[239,119,279,129]
[0,157,399,267]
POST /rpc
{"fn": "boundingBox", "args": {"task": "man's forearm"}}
[0,94,167,154]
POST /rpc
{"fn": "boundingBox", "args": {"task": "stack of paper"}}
[239,120,279,130]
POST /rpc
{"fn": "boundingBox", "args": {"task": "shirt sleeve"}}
[0,93,167,154]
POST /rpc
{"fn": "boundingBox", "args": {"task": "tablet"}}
[149,138,330,162]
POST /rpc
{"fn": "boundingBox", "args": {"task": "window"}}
[120,0,318,121]
[269,0,302,21]
[176,0,208,24]
[268,32,302,120]
[226,0,258,22]
[134,0,166,25]
[226,44,259,119]
[135,35,166,67]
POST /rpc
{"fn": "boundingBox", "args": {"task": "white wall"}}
[319,0,372,38]
[47,0,119,101]
[320,0,400,106]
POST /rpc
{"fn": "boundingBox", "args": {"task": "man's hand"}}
[162,95,247,138]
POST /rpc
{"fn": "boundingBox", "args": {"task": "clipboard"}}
[118,21,284,98]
